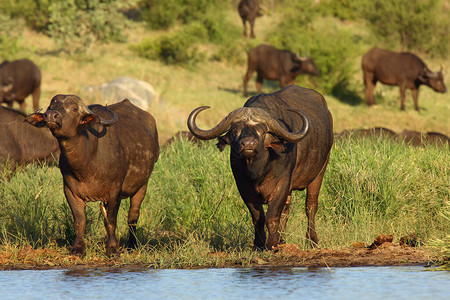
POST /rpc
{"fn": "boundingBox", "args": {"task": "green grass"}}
[1,137,448,267]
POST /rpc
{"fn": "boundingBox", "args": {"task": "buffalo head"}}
[187,105,310,174]
[297,56,320,76]
[419,67,447,93]
[26,94,118,138]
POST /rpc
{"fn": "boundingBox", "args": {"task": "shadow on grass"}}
[331,81,363,106]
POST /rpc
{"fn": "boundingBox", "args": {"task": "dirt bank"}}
[0,237,436,271]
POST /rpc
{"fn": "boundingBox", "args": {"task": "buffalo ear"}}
[80,114,97,126]
[217,134,230,152]
[25,113,46,127]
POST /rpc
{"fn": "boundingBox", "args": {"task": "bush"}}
[47,0,128,54]
[131,23,208,65]
[0,0,51,31]
[139,0,223,29]
[0,14,24,58]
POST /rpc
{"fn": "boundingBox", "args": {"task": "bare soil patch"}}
[0,235,435,270]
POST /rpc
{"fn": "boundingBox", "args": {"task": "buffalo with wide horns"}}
[188,85,333,249]
[26,95,159,256]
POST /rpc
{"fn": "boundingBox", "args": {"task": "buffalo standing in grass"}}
[362,47,446,111]
[243,44,320,97]
[27,95,159,256]
[188,85,333,249]
[0,106,59,177]
[238,0,262,38]
[0,59,41,112]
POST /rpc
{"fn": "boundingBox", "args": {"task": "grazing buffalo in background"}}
[336,127,396,140]
[238,0,262,38]
[362,47,447,111]
[0,106,59,177]
[188,85,333,249]
[243,44,320,97]
[27,95,159,256]
[394,130,449,147]
[0,59,41,112]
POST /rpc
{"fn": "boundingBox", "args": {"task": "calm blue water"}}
[0,266,449,300]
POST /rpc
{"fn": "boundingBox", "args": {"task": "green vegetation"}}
[0,0,449,268]
[1,138,449,267]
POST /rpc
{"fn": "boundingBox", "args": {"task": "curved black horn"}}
[81,103,118,127]
[187,106,236,140]
[266,108,310,143]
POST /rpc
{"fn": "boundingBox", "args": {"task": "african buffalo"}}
[336,127,396,140]
[394,130,449,147]
[243,44,320,97]
[0,59,41,112]
[0,106,59,177]
[26,95,159,256]
[188,85,333,249]
[362,47,447,111]
[238,0,262,38]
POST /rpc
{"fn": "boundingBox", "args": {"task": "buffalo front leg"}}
[399,85,407,111]
[32,86,41,111]
[245,201,266,250]
[412,88,420,111]
[278,195,291,244]
[127,184,147,249]
[243,69,254,97]
[102,198,121,256]
[65,188,87,256]
[265,184,291,249]
[255,75,263,94]
[249,19,256,38]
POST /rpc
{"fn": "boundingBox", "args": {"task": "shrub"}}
[139,0,223,29]
[47,0,128,54]
[0,0,51,31]
[131,23,208,65]
[0,14,24,58]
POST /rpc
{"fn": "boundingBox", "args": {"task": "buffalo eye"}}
[71,106,78,112]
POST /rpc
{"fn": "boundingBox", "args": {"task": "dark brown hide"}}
[0,106,59,177]
[0,59,41,111]
[336,127,396,140]
[238,0,262,38]
[26,95,159,256]
[188,85,333,250]
[362,47,446,111]
[395,130,449,147]
[243,44,320,97]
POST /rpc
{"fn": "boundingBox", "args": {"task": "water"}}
[0,266,449,300]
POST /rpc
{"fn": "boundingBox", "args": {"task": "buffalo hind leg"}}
[249,19,256,38]
[127,184,147,250]
[245,202,266,250]
[363,71,376,106]
[243,66,254,97]
[305,157,329,248]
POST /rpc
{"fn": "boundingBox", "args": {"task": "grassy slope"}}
[13,9,449,142]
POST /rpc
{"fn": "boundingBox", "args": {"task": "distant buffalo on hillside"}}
[362,47,446,111]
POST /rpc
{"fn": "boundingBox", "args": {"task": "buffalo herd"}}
[0,4,448,256]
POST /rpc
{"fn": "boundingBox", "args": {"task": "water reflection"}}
[0,266,449,300]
